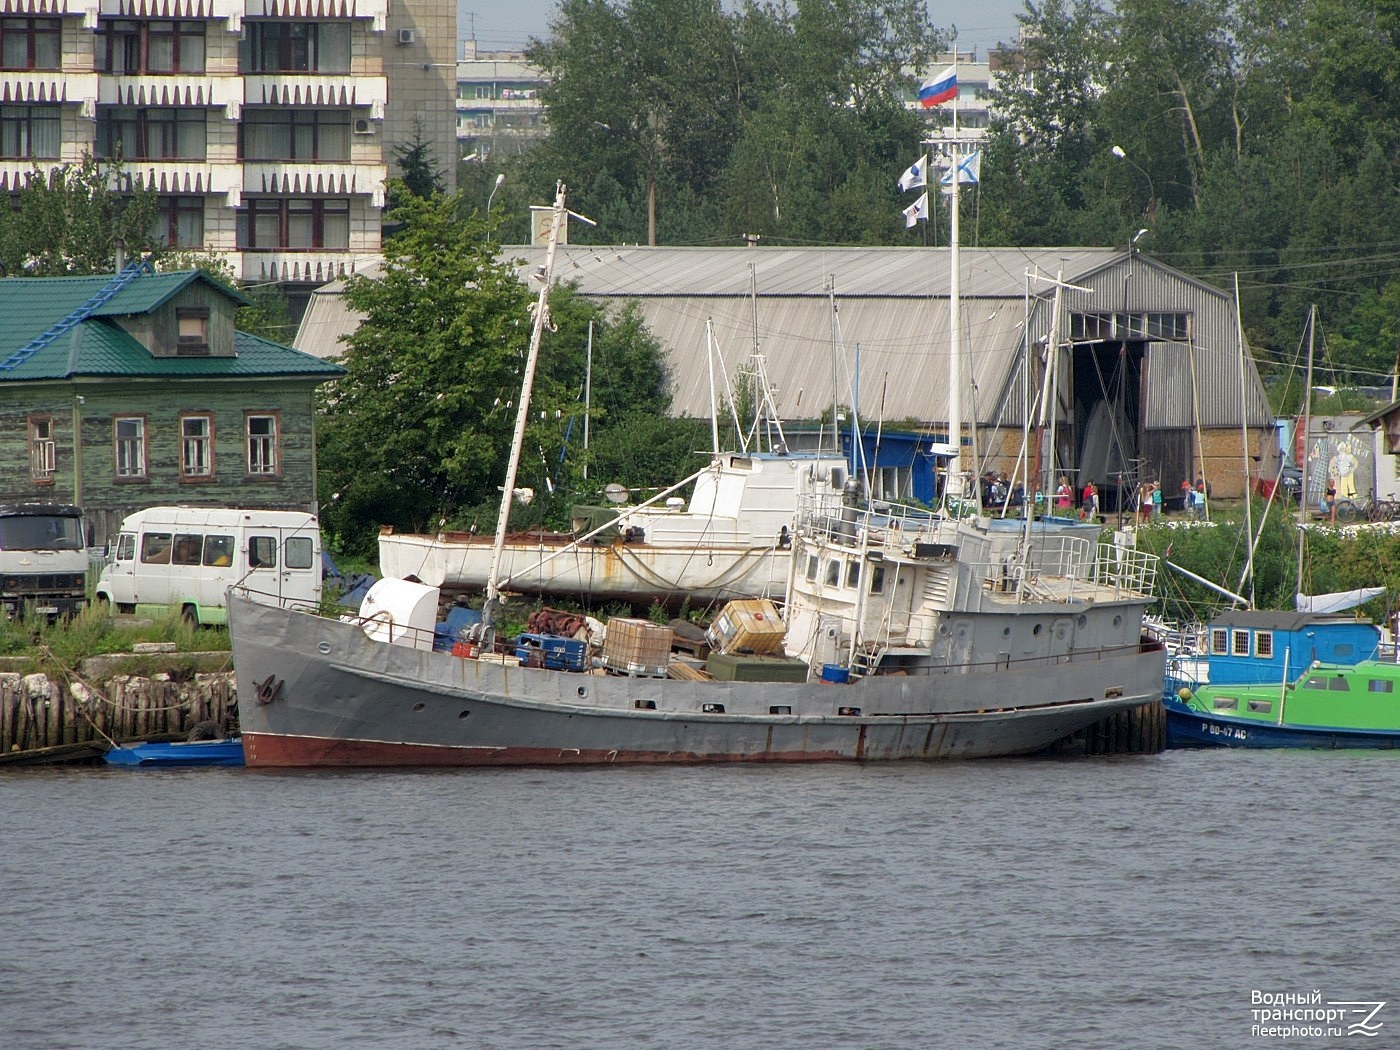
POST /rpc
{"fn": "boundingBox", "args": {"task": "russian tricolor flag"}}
[918,66,957,108]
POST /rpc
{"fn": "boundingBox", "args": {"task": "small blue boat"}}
[104,738,245,767]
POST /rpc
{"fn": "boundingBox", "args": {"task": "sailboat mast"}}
[948,141,963,499]
[486,181,568,609]
[1297,305,1317,592]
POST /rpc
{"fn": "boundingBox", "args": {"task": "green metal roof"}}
[0,270,342,382]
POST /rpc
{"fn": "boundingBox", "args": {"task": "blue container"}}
[516,633,588,672]
[820,663,851,684]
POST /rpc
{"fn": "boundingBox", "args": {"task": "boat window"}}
[1255,631,1273,658]
[1334,644,1354,657]
[1231,629,1250,656]
[806,555,818,582]
[140,532,172,564]
[1303,676,1327,690]
[1368,679,1394,693]
[1212,697,1239,711]
[1210,628,1229,655]
[845,561,860,588]
[825,560,839,586]
[869,566,885,594]
[285,536,313,570]
[203,535,234,567]
[1328,677,1350,691]
[1247,699,1273,713]
[172,533,203,566]
[248,535,277,569]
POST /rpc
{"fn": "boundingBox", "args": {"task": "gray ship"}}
[229,496,1165,767]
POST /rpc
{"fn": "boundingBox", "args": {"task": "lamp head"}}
[493,173,505,188]
[1111,145,1127,159]
[1132,228,1148,245]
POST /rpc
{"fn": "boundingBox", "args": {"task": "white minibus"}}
[95,507,322,625]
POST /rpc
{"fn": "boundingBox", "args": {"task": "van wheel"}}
[181,605,199,629]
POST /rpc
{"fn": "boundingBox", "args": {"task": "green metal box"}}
[705,652,809,682]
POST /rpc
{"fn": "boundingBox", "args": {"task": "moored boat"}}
[104,737,245,767]
[1166,660,1400,749]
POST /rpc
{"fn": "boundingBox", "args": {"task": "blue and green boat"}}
[1166,661,1400,749]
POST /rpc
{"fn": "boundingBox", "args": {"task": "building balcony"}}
[99,75,244,118]
[241,75,387,120]
[1,71,99,116]
[232,0,389,31]
[108,161,243,200]
[12,0,98,25]
[242,161,389,206]
[90,1,390,33]
[235,249,381,285]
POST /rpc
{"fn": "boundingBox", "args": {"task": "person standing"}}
[1151,482,1162,520]
[1325,477,1337,523]
[1082,480,1099,522]
[1055,475,1073,514]
[1180,479,1194,518]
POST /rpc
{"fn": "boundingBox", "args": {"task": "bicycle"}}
[1332,494,1399,524]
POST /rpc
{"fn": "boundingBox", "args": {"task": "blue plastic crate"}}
[515,632,588,671]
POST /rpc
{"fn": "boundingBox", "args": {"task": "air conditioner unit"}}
[397,28,415,45]
[353,118,374,135]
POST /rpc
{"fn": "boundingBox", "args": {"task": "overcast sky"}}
[461,0,1027,57]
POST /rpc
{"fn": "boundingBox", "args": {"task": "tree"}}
[390,118,447,201]
[317,181,680,555]
[0,156,159,276]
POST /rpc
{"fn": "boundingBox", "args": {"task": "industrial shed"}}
[295,244,1275,508]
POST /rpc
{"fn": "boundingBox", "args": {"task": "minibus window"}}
[203,535,235,567]
[115,533,135,562]
[285,536,313,570]
[141,533,172,564]
[248,536,277,569]
[172,534,203,566]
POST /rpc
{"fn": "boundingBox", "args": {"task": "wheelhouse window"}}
[240,109,351,161]
[242,21,350,73]
[180,413,213,477]
[1209,627,1229,656]
[1,18,61,70]
[152,196,204,248]
[96,19,206,74]
[0,104,59,159]
[28,415,54,482]
[114,416,147,479]
[1231,629,1250,657]
[236,198,350,250]
[97,107,207,161]
[246,413,280,476]
[1255,631,1273,658]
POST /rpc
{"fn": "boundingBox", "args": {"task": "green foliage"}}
[0,156,159,276]
[390,118,447,202]
[0,602,228,667]
[316,184,682,555]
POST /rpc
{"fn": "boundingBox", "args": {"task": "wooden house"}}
[0,265,344,546]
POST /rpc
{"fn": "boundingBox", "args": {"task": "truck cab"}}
[0,503,88,619]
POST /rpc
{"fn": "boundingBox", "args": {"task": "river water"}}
[2,750,1397,1049]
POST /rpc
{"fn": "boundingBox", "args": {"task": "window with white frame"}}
[28,415,54,481]
[246,413,279,475]
[180,414,213,478]
[114,416,146,478]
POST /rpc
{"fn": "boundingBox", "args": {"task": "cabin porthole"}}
[576,686,588,698]
[1002,626,1010,637]
[1033,623,1043,636]
[317,641,331,655]
[412,702,425,712]
[1076,615,1087,629]
[1113,615,1122,627]
[458,710,470,719]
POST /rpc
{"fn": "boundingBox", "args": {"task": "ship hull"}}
[231,595,1165,768]
[1164,698,1400,749]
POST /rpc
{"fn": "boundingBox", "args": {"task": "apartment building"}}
[0,0,455,289]
[456,39,545,161]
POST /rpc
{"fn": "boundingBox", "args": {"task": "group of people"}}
[1053,476,1101,522]
[1136,481,1164,521]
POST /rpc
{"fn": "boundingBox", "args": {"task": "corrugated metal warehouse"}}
[296,244,1274,508]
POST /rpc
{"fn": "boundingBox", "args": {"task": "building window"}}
[28,415,54,482]
[96,19,205,74]
[176,307,210,355]
[242,21,350,73]
[114,416,147,479]
[246,413,280,476]
[240,109,351,161]
[1069,311,1191,343]
[180,413,213,477]
[236,198,350,250]
[97,107,206,161]
[150,195,205,248]
[0,104,60,159]
[1,18,61,70]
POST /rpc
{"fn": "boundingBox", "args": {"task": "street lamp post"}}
[1111,145,1155,218]
[487,172,505,221]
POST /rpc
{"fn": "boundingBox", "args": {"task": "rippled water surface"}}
[3,750,1398,1049]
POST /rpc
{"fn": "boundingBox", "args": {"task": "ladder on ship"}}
[849,641,886,678]
[0,259,154,373]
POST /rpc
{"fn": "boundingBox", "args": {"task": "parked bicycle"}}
[1332,494,1400,524]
